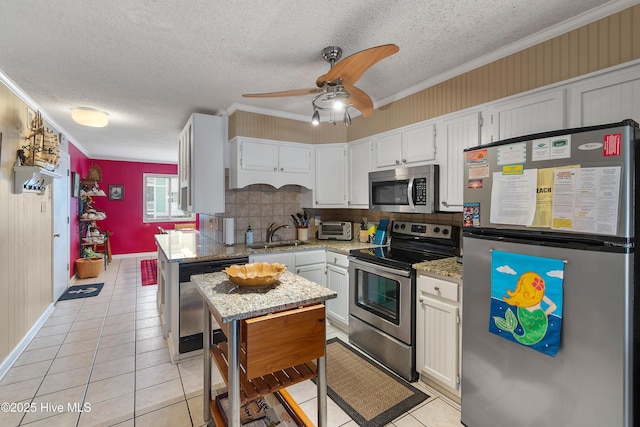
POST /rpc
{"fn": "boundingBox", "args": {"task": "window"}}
[143,174,195,222]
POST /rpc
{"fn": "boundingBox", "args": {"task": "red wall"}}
[69,142,186,276]
[90,159,179,255]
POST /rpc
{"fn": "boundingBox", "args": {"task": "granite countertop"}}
[191,270,337,322]
[155,230,382,263]
[413,257,463,281]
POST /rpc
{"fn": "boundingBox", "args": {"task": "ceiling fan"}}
[243,44,399,123]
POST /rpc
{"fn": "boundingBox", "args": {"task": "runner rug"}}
[58,283,104,301]
[141,259,158,286]
[322,338,429,426]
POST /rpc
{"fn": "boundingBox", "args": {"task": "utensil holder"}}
[297,227,309,241]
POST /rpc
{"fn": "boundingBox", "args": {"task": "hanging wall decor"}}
[20,109,60,170]
[108,184,124,201]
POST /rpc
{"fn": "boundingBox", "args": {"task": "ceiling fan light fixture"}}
[311,109,320,126]
[71,107,109,127]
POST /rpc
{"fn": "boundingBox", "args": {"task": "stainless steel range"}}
[348,221,460,381]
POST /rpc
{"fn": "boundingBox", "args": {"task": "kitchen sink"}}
[247,240,310,249]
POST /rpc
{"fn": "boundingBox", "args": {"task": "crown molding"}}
[376,0,638,109]
[0,66,91,158]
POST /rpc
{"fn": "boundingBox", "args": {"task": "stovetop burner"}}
[350,221,460,270]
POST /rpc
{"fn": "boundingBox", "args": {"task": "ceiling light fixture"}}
[310,85,352,126]
[311,109,320,126]
[71,107,109,127]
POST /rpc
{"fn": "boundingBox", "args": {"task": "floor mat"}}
[58,283,104,301]
[321,338,429,426]
[141,259,158,286]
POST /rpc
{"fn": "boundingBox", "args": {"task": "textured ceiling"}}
[0,0,630,163]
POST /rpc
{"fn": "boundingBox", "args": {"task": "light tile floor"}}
[0,256,463,427]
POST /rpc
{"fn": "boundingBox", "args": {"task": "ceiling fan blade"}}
[243,88,321,98]
[325,44,399,85]
[344,83,374,117]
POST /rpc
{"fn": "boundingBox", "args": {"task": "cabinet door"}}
[249,252,294,269]
[348,139,371,207]
[241,139,279,172]
[178,121,192,212]
[416,295,459,391]
[279,144,311,174]
[402,123,436,165]
[568,67,640,127]
[438,111,481,212]
[295,263,326,286]
[487,89,565,142]
[314,144,347,206]
[326,264,349,327]
[372,132,402,169]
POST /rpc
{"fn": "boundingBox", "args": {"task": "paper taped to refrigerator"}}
[551,166,621,234]
[489,169,537,226]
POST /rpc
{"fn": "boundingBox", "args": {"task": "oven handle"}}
[348,257,412,278]
[407,178,415,209]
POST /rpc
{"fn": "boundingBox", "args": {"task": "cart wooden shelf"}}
[206,303,325,426]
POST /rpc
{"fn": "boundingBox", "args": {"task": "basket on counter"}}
[75,257,104,278]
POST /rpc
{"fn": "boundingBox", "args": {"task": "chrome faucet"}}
[266,223,290,242]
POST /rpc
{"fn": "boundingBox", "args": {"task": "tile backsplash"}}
[199,173,463,245]
[199,176,304,244]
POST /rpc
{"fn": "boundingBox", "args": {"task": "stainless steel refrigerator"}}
[461,120,639,427]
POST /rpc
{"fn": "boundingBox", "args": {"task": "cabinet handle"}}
[273,167,277,171]
[441,201,464,208]
[419,298,424,303]
[296,269,300,274]
[402,159,406,163]
[280,168,284,171]
[395,160,400,164]
[434,286,440,291]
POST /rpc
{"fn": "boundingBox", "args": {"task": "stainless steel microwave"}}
[369,165,439,213]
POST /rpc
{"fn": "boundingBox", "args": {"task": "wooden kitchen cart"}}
[192,270,337,427]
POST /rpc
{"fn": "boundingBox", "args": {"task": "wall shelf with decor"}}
[13,109,62,194]
[13,165,61,194]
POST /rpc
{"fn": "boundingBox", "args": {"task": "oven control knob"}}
[433,227,440,233]
[442,228,449,235]
[394,223,399,229]
[400,223,406,229]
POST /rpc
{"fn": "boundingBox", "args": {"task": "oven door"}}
[348,257,413,344]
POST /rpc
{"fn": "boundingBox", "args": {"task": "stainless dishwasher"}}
[178,256,248,353]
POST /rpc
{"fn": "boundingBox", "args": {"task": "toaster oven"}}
[317,221,352,240]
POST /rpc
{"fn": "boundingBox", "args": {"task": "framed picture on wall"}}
[109,184,124,201]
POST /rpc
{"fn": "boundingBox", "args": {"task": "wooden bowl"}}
[223,262,286,288]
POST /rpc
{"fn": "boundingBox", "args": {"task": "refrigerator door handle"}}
[407,178,415,209]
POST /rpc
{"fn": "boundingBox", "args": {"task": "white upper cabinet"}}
[372,121,436,170]
[437,111,481,212]
[229,137,313,189]
[302,143,347,208]
[347,139,371,208]
[178,113,225,214]
[486,89,566,142]
[568,66,640,127]
[279,144,314,174]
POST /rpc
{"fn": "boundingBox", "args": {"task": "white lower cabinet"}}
[250,249,325,286]
[325,252,349,328]
[416,273,461,397]
[293,250,326,286]
[249,252,294,268]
